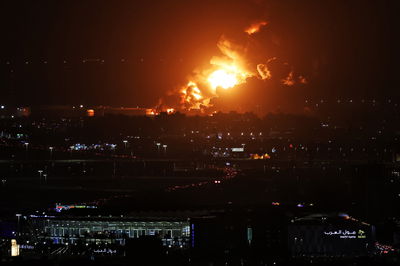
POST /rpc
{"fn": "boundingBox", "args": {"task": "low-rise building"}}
[27,213,191,247]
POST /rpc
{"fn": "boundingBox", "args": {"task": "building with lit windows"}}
[27,214,191,247]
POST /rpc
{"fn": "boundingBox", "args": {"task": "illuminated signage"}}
[93,248,116,254]
[231,148,244,152]
[323,229,366,239]
[357,230,366,239]
[20,244,34,249]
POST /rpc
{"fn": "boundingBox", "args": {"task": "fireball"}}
[208,69,239,90]
[158,19,305,113]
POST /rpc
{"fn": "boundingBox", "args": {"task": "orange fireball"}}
[160,19,305,113]
[208,69,238,90]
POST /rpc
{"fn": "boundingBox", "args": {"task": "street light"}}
[16,214,22,237]
[38,170,43,180]
[24,142,29,159]
[49,147,54,160]
[123,140,128,150]
[162,144,168,155]
[156,143,161,154]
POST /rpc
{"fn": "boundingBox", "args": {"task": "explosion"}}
[157,20,306,113]
[177,36,253,111]
[208,69,239,90]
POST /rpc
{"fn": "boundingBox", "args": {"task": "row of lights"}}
[305,99,395,104]
[0,57,185,65]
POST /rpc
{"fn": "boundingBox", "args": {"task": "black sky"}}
[1,0,398,108]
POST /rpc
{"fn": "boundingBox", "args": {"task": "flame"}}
[282,72,308,86]
[157,20,306,113]
[147,109,156,116]
[180,81,206,109]
[257,57,275,80]
[282,71,295,86]
[208,69,238,90]
[187,81,203,100]
[166,108,175,114]
[245,21,268,35]
[250,153,271,159]
[178,37,253,110]
[207,38,252,91]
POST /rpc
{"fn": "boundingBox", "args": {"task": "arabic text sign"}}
[323,229,366,239]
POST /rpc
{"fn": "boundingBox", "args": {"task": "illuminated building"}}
[288,213,375,257]
[27,214,190,247]
[11,239,19,256]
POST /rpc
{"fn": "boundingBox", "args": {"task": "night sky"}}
[1,0,398,109]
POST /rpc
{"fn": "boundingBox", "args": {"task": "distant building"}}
[94,106,154,117]
[288,213,375,257]
[25,106,155,118]
[30,105,86,117]
[28,213,190,247]
[190,209,289,261]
